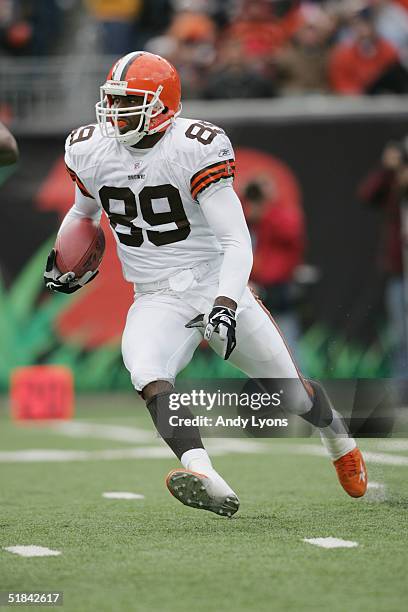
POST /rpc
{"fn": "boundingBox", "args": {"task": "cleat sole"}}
[166,470,240,517]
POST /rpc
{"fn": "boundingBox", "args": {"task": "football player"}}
[44,52,368,516]
[0,121,18,166]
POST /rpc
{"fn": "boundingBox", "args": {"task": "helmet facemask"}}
[95,81,172,146]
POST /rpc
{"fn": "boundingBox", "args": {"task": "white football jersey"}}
[64,117,236,283]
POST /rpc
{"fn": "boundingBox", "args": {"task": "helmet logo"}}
[105,80,128,95]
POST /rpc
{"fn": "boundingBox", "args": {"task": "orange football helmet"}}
[96,51,181,146]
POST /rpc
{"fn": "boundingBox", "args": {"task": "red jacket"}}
[329,38,399,94]
[227,7,303,60]
[395,0,408,11]
[357,166,402,275]
[249,200,305,286]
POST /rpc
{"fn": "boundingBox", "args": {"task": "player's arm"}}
[182,122,252,358]
[44,186,102,294]
[186,184,253,359]
[44,139,101,294]
[59,185,102,232]
[184,125,253,302]
[199,183,253,307]
[0,122,18,166]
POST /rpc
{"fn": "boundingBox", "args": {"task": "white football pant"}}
[122,261,312,415]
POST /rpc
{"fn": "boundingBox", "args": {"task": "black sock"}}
[300,380,334,428]
[146,392,204,460]
[301,380,350,437]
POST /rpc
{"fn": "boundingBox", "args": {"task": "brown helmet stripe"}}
[112,51,144,82]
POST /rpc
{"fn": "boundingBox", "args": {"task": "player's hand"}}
[43,249,98,294]
[185,305,237,360]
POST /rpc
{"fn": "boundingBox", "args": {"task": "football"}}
[55,218,105,278]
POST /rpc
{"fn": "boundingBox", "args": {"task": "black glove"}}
[43,249,98,294]
[186,305,237,360]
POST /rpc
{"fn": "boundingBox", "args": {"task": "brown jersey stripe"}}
[192,168,235,200]
[65,164,76,179]
[191,163,235,192]
[67,172,93,199]
[65,163,94,199]
[191,166,235,200]
[192,168,235,199]
[191,166,235,192]
[190,158,235,188]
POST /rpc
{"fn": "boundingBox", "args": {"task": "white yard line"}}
[350,450,408,466]
[0,439,264,463]
[2,421,407,464]
[303,537,358,549]
[206,439,265,455]
[374,440,408,452]
[49,422,265,455]
[35,421,408,463]
[265,443,408,466]
[0,447,172,462]
[50,421,154,443]
[102,492,145,500]
[286,444,327,457]
[4,546,61,557]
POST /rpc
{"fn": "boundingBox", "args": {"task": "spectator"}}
[329,6,408,94]
[357,139,408,378]
[394,0,408,10]
[138,0,173,47]
[372,0,408,63]
[167,4,216,42]
[85,0,143,56]
[1,0,64,56]
[226,0,301,63]
[243,176,305,356]
[148,2,217,98]
[0,0,17,53]
[274,4,334,94]
[203,38,275,99]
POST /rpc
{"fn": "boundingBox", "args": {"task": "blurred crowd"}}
[2,0,408,97]
[358,138,408,378]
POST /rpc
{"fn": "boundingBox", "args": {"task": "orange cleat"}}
[333,447,368,498]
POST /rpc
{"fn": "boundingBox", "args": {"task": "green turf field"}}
[0,394,407,612]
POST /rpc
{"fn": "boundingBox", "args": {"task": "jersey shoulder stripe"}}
[191,159,235,200]
[65,163,94,199]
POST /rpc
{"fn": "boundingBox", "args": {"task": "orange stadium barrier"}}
[10,365,74,421]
